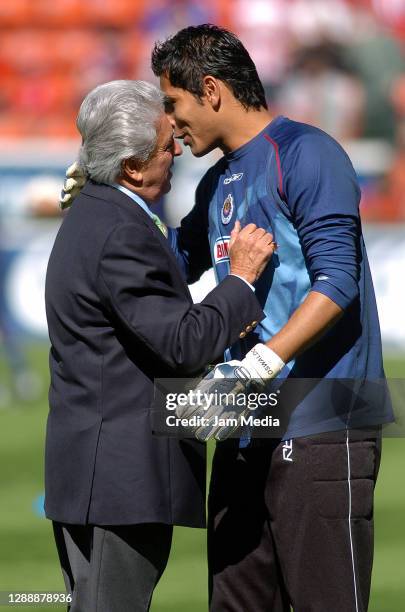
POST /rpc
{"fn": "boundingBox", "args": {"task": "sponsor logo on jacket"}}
[223,173,244,184]
[214,236,230,264]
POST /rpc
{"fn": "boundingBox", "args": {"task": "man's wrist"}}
[242,343,285,381]
[229,266,256,285]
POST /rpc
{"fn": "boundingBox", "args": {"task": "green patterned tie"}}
[151,213,168,238]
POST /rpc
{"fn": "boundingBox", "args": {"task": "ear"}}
[121,158,143,184]
[202,75,221,110]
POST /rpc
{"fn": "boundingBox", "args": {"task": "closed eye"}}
[164,138,175,152]
[164,97,175,114]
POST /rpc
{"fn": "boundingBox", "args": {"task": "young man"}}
[151,24,393,612]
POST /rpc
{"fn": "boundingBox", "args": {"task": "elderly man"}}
[45,80,275,612]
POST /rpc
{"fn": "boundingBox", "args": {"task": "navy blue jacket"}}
[44,180,264,526]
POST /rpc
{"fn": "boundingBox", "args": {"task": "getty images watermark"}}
[165,389,281,428]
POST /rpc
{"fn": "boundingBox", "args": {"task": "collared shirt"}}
[111,183,168,238]
[111,183,155,220]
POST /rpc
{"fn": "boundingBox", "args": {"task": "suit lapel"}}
[80,181,193,298]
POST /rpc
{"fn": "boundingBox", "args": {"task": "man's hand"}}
[60,162,86,210]
[229,221,277,285]
[176,344,285,441]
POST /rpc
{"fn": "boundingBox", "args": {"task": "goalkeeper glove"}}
[60,162,86,210]
[176,343,285,441]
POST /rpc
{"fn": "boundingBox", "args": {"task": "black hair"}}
[151,24,267,111]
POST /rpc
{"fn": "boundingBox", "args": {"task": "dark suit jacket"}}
[44,181,264,526]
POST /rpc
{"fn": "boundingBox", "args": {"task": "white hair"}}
[77,80,164,184]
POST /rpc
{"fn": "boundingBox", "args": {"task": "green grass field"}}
[0,347,404,611]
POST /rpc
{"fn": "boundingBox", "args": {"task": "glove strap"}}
[242,343,285,382]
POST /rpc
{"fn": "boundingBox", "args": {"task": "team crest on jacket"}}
[221,194,234,225]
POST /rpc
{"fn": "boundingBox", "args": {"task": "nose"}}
[174,139,183,157]
[167,114,176,130]
[167,116,183,139]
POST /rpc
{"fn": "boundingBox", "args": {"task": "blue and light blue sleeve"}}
[283,133,361,310]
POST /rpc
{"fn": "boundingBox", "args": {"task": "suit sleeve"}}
[97,222,264,374]
[168,172,214,284]
[283,132,362,310]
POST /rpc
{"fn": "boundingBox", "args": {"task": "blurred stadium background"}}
[0,0,404,610]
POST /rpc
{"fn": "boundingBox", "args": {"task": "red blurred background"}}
[1,0,405,220]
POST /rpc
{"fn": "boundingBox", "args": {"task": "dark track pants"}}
[208,429,381,612]
[53,522,173,612]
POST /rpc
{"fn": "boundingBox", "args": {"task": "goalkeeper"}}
[150,25,394,612]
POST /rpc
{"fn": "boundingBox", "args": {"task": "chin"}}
[191,149,206,158]
[190,141,217,158]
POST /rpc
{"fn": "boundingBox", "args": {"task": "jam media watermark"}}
[166,412,281,429]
